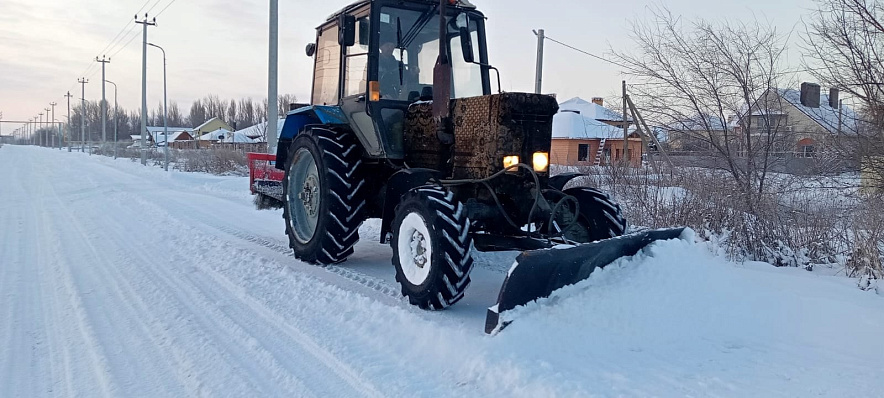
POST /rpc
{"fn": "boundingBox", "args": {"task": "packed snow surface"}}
[1,145,882,397]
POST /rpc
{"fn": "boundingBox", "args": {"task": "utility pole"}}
[65,92,73,152]
[622,80,628,165]
[39,111,45,147]
[79,78,88,153]
[105,80,118,159]
[44,109,51,146]
[533,29,545,94]
[267,0,279,155]
[136,14,156,165]
[96,56,111,145]
[50,102,57,149]
[45,108,51,147]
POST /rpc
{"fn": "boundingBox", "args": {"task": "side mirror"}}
[459,27,475,64]
[305,43,316,57]
[338,14,356,47]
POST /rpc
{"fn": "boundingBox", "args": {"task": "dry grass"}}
[562,164,883,281]
[95,144,249,176]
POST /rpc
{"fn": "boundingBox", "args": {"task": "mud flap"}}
[485,227,687,334]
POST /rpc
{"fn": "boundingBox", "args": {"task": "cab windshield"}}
[378,6,485,101]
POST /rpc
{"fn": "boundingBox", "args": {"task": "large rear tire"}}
[391,186,474,310]
[282,128,367,264]
[555,187,628,243]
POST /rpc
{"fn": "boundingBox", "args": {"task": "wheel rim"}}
[397,212,433,285]
[288,147,320,244]
[552,198,592,243]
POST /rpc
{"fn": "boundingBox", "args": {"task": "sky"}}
[0,0,818,131]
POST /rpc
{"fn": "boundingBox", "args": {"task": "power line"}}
[542,34,635,72]
[62,0,179,97]
[154,0,181,17]
[144,0,166,16]
[106,27,142,59]
[107,0,181,60]
[68,0,156,86]
[543,31,841,88]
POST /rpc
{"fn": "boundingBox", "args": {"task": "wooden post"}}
[622,80,628,165]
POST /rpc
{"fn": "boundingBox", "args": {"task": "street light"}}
[147,42,169,171]
[105,79,119,159]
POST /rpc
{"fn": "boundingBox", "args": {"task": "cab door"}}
[340,8,390,157]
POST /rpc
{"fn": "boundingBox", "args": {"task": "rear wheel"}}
[552,187,627,243]
[282,128,366,264]
[391,186,474,310]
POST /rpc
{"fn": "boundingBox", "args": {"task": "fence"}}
[169,140,268,154]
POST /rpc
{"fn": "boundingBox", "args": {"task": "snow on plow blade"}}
[485,227,687,334]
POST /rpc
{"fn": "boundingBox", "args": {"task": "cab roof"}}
[324,0,480,24]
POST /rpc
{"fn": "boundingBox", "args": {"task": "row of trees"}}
[607,0,883,278]
[28,94,298,144]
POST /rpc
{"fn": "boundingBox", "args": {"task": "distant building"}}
[192,117,233,140]
[662,84,861,162]
[663,114,728,151]
[551,97,642,166]
[148,128,193,147]
[740,84,859,157]
[198,128,231,142]
[234,119,285,143]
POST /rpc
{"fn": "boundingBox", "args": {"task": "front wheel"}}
[550,187,628,243]
[391,186,474,310]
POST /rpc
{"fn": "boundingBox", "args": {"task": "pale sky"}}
[0,0,816,127]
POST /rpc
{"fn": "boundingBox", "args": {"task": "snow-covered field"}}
[2,145,882,397]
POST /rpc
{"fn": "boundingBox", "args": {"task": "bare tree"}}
[205,94,227,121]
[804,0,884,190]
[168,101,184,127]
[610,6,794,207]
[188,98,207,127]
[261,94,299,124]
[237,98,256,127]
[227,100,238,129]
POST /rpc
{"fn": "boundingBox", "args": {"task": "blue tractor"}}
[269,0,683,333]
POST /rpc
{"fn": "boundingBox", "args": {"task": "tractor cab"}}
[307,0,491,159]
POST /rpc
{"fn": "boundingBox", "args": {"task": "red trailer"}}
[247,152,285,207]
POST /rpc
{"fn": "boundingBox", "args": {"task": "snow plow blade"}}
[485,227,687,334]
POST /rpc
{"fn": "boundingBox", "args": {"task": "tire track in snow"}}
[63,149,405,305]
[28,151,390,396]
[0,161,56,398]
[116,192,386,397]
[40,160,201,396]
[42,158,311,396]
[22,160,118,397]
[213,225,404,301]
[43,205,216,396]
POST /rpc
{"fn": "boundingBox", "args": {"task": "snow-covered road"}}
[2,145,882,397]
